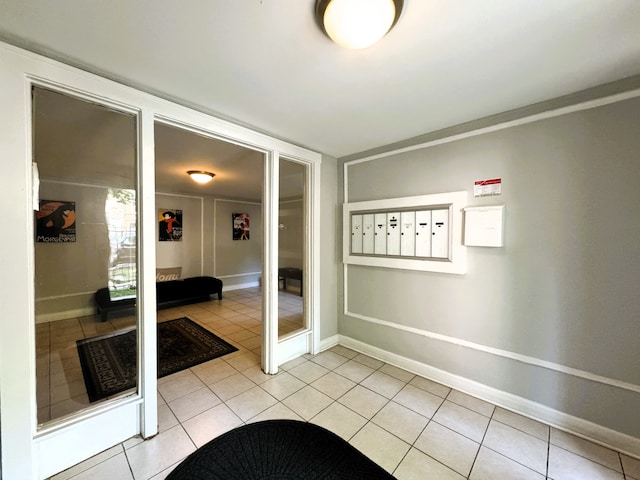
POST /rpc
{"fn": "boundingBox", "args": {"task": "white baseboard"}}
[36,307,95,324]
[337,334,640,459]
[319,334,340,352]
[223,281,260,292]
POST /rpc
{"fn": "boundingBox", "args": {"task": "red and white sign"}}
[474,178,502,197]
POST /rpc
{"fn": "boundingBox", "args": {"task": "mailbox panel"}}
[431,209,449,258]
[362,213,375,254]
[351,214,363,254]
[374,213,387,254]
[387,212,400,255]
[400,211,416,256]
[415,210,432,257]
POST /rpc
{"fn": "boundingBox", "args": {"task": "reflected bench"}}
[278,267,302,296]
[95,276,223,322]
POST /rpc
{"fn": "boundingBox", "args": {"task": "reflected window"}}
[106,188,137,300]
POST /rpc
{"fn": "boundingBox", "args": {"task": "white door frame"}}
[0,41,320,479]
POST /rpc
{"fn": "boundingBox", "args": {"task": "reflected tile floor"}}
[45,289,639,480]
[36,287,302,424]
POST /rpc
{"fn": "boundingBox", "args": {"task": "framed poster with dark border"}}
[159,209,183,241]
[35,200,76,243]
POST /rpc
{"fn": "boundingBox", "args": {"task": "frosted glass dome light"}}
[187,171,215,184]
[316,0,403,49]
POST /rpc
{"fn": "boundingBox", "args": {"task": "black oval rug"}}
[166,419,397,479]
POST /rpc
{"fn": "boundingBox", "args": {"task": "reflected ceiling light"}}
[187,170,215,184]
[315,0,403,49]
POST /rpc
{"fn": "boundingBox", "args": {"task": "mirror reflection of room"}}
[277,158,306,337]
[33,87,138,425]
[33,89,308,428]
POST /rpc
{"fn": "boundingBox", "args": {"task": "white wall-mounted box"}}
[464,205,505,247]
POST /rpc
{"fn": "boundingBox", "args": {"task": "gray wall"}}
[156,193,204,277]
[320,155,339,341]
[35,181,110,318]
[213,199,263,289]
[340,96,640,438]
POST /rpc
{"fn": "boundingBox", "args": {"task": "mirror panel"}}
[33,86,138,426]
[278,158,306,338]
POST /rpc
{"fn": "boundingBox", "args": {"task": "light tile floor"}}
[42,288,639,480]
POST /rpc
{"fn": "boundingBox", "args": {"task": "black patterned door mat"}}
[77,317,238,402]
[166,419,397,479]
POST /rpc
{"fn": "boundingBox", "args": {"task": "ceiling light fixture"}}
[187,170,215,184]
[315,0,403,49]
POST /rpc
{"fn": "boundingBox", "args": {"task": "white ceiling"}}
[3,1,640,163]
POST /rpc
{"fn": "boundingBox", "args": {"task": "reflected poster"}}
[233,213,250,240]
[159,208,183,241]
[35,200,76,243]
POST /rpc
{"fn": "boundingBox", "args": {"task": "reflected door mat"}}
[166,419,397,480]
[77,317,238,402]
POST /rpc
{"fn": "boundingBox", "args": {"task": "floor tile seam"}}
[310,394,369,432]
[211,375,259,403]
[388,442,420,478]
[388,393,445,421]
[256,373,311,402]
[406,442,471,480]
[489,415,555,450]
[426,417,485,448]
[549,442,625,475]
[331,363,378,386]
[56,444,127,480]
[335,390,392,424]
[285,366,331,385]
[145,423,198,467]
[465,403,497,479]
[307,371,361,402]
[490,415,549,443]
[395,382,448,418]
[306,356,350,372]
[442,392,494,420]
[158,379,212,404]
[379,366,417,385]
[352,417,415,474]
[480,442,549,477]
[545,425,551,479]
[356,377,408,402]
[351,356,386,372]
[164,387,225,424]
[367,401,432,446]
[119,447,137,480]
